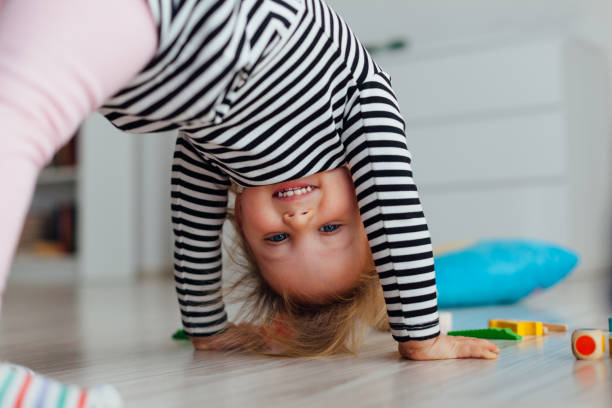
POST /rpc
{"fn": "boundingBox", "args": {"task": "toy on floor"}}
[541,322,569,332]
[0,363,122,407]
[489,319,544,336]
[608,317,611,332]
[172,329,190,341]
[571,329,606,360]
[447,328,522,340]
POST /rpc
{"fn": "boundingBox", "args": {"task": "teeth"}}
[276,186,313,198]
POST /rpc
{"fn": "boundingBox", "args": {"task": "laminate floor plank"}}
[0,274,610,407]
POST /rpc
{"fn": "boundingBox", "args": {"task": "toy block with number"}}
[571,329,606,360]
[489,319,544,336]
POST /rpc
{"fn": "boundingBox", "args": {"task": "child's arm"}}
[0,0,156,292]
[171,135,231,339]
[342,71,439,343]
[341,71,498,359]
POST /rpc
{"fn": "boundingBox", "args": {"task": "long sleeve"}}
[99,0,301,133]
[171,134,230,337]
[341,71,440,342]
[0,0,156,292]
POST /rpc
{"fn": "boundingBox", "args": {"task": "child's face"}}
[235,166,371,304]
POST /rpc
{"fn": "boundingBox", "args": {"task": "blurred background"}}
[10,0,612,286]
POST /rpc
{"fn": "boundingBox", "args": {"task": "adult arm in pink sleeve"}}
[0,0,157,293]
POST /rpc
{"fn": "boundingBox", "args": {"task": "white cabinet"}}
[379,38,611,274]
[329,0,611,274]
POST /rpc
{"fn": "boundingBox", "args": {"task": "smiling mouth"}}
[272,184,318,199]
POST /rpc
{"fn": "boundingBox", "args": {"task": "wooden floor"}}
[0,272,611,407]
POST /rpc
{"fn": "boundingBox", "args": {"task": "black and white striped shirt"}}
[99,0,439,342]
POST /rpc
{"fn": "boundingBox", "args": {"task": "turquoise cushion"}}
[435,239,579,308]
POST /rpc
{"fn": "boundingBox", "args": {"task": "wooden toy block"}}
[571,329,606,360]
[542,322,568,332]
[610,336,612,357]
[447,328,522,340]
[489,319,544,336]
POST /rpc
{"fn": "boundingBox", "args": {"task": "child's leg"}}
[0,363,122,407]
[0,0,157,296]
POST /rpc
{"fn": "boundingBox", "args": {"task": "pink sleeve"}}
[0,0,157,292]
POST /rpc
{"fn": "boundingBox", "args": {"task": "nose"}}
[283,209,313,229]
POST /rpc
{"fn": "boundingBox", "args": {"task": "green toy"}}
[172,329,190,341]
[447,328,522,340]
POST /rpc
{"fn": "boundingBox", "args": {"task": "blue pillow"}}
[435,239,579,308]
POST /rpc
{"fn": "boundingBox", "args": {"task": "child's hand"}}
[398,334,499,360]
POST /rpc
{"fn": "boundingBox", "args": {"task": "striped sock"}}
[0,363,122,408]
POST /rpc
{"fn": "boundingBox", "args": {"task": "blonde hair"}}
[221,183,389,357]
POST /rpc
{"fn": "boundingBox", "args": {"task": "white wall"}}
[80,118,176,282]
[135,133,176,278]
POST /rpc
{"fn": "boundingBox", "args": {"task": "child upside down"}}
[0,2,499,405]
[188,166,498,359]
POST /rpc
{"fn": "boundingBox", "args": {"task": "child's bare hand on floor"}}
[398,334,499,360]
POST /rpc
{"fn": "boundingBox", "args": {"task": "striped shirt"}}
[99,0,439,342]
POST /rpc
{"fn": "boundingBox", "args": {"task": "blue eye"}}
[266,233,288,242]
[320,224,340,233]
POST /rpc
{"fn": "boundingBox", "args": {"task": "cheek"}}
[239,190,278,235]
[323,169,359,212]
[259,262,298,296]
[324,185,359,220]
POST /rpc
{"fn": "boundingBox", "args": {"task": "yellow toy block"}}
[488,319,544,336]
[572,329,606,360]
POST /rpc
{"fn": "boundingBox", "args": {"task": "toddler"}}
[0,0,498,405]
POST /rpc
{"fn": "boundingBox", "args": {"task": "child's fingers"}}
[398,335,500,360]
[466,337,499,352]
[454,337,499,359]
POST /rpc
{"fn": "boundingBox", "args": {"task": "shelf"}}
[38,166,77,185]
